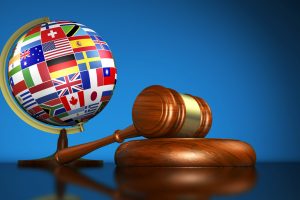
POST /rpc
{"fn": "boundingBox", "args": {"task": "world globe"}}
[7,20,117,127]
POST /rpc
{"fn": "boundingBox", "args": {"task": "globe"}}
[7,20,117,127]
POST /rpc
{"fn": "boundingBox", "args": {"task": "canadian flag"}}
[60,91,85,111]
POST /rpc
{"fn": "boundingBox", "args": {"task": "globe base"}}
[18,129,103,168]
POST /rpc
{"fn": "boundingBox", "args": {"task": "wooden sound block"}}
[115,138,256,167]
[115,167,257,198]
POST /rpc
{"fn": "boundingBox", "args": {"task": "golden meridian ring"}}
[0,17,83,134]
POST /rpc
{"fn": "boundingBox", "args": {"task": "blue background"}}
[0,0,299,162]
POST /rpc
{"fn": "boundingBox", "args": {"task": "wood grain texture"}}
[116,166,256,199]
[55,125,138,164]
[191,95,213,137]
[132,85,183,138]
[55,85,212,165]
[132,85,212,138]
[115,138,256,167]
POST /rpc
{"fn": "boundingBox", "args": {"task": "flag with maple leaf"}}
[60,91,85,111]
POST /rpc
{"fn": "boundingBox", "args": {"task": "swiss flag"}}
[41,27,66,43]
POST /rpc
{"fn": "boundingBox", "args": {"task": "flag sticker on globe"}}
[8,20,117,126]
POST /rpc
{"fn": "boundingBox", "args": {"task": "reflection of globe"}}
[7,20,117,126]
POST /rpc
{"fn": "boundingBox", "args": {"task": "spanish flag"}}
[69,35,96,53]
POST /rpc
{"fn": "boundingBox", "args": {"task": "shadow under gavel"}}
[55,85,212,164]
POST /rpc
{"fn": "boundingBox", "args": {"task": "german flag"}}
[46,54,79,79]
[69,35,96,53]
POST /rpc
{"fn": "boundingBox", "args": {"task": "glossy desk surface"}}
[0,163,299,200]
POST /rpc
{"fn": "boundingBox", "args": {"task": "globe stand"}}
[0,18,105,168]
[18,129,103,168]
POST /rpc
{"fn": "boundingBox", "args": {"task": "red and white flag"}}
[60,91,85,111]
[42,38,73,61]
[41,27,66,43]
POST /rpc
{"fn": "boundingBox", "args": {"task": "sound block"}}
[115,167,257,198]
[115,138,256,167]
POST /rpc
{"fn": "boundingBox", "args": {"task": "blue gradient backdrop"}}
[0,0,299,162]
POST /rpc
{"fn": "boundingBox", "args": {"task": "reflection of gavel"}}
[55,85,212,164]
[54,165,256,200]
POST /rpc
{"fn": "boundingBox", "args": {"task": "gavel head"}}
[132,85,212,138]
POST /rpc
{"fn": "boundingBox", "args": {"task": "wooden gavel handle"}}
[55,125,138,164]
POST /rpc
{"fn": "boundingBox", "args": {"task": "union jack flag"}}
[20,50,30,60]
[90,35,110,50]
[53,73,83,97]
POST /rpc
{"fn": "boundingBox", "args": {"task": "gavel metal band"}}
[178,94,202,137]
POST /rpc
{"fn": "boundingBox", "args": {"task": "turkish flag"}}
[41,27,67,43]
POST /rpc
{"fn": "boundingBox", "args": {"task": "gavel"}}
[55,85,212,164]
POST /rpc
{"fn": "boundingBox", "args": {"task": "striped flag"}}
[76,103,100,120]
[85,102,99,113]
[80,68,101,89]
[9,65,27,95]
[101,90,113,102]
[101,58,115,68]
[46,54,79,79]
[10,80,27,95]
[22,62,51,88]
[69,35,96,53]
[23,26,41,43]
[98,50,113,59]
[29,80,59,104]
[15,90,38,110]
[8,54,21,72]
[28,105,47,119]
[20,29,41,52]
[42,38,73,61]
[8,65,22,83]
